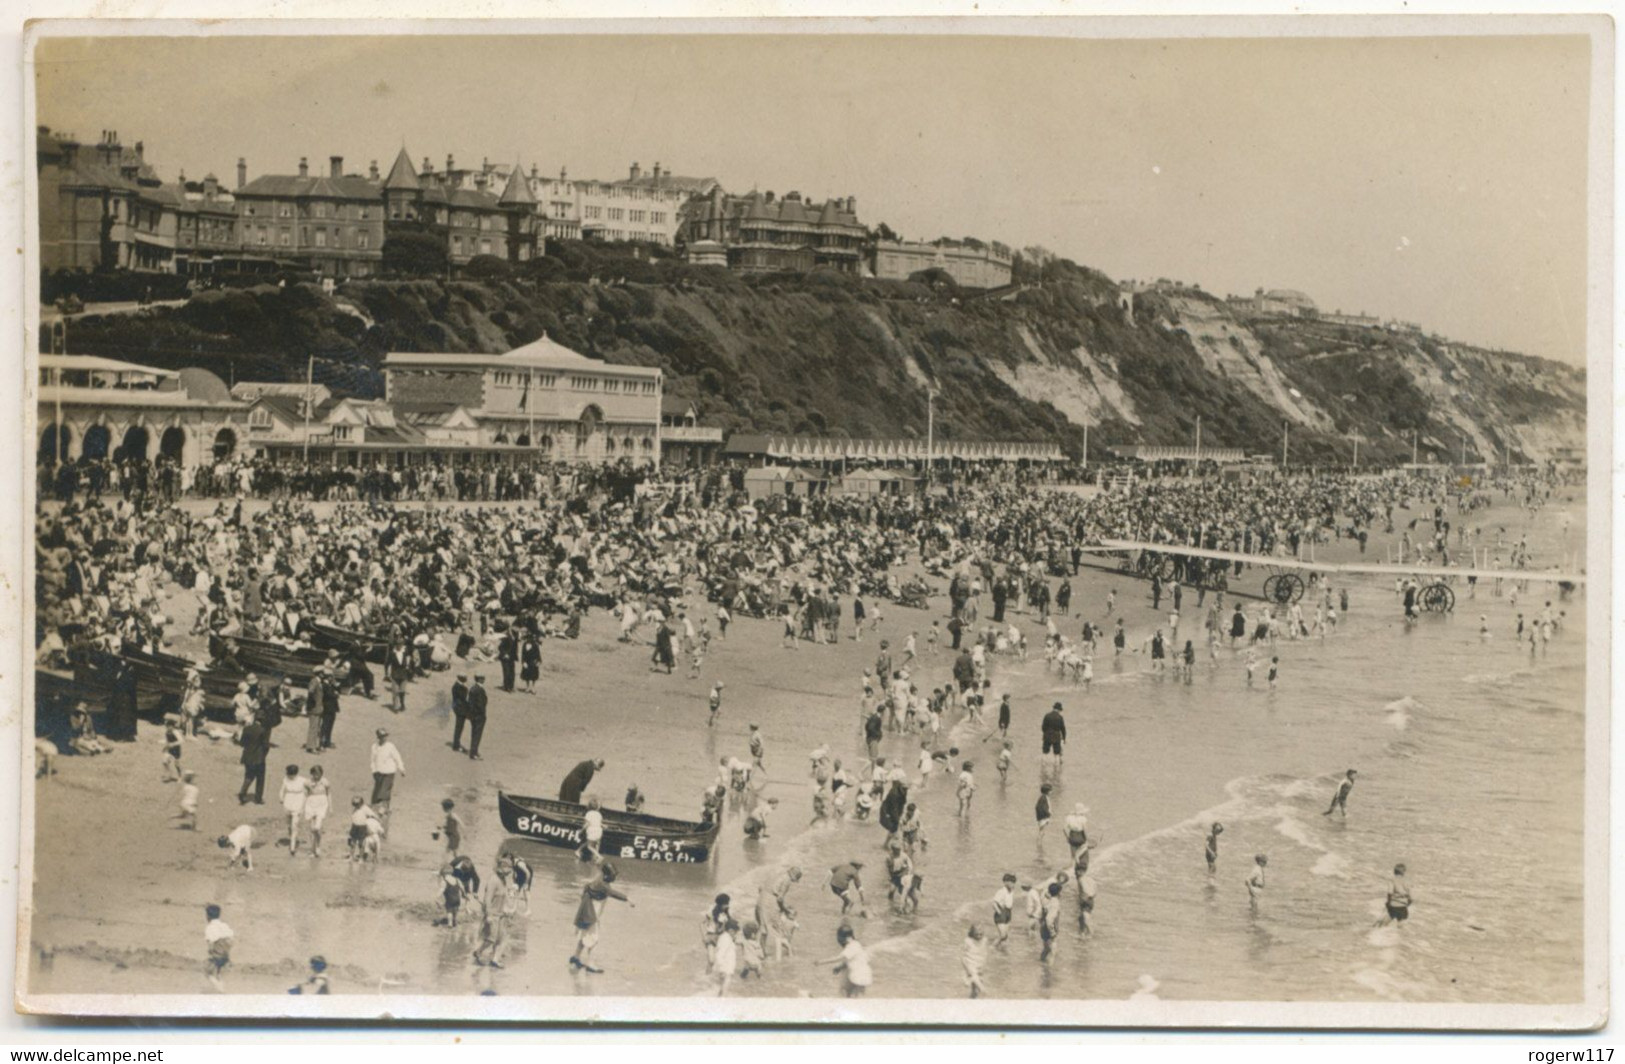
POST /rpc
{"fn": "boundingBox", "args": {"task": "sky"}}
[32,30,1594,364]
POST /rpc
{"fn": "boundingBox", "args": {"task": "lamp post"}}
[925,386,935,489]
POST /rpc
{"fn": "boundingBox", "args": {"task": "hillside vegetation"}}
[55,249,1586,466]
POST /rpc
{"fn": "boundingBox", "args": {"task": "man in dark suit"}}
[238,714,269,804]
[304,668,327,754]
[465,675,489,760]
[106,658,140,741]
[497,631,518,693]
[450,673,471,752]
[1041,701,1068,768]
[319,670,341,750]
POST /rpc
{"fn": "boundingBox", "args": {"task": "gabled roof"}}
[251,394,308,424]
[498,163,535,206]
[661,395,699,418]
[383,147,420,191]
[383,333,661,378]
[236,173,381,202]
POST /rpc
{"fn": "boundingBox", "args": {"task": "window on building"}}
[359,206,370,220]
[249,408,273,428]
[358,231,369,249]
[315,203,327,219]
[480,239,491,254]
[652,211,665,224]
[257,229,268,246]
[279,204,292,218]
[452,236,463,253]
[608,208,624,221]
[315,229,327,248]
[280,230,291,247]
[333,425,352,441]
[244,205,256,217]
[604,379,619,393]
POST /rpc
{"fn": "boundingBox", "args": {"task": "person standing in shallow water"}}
[1323,769,1356,818]
[1378,863,1413,927]
[1246,854,1268,913]
[814,923,873,998]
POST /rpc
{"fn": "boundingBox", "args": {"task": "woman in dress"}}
[303,765,331,858]
[278,764,309,855]
[519,633,541,694]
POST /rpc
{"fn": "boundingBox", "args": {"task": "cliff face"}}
[57,265,1586,465]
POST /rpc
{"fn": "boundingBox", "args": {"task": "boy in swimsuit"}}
[1379,863,1412,927]
[1246,854,1268,913]
[1323,769,1356,818]
[1035,783,1053,835]
[991,873,1018,944]
[1205,822,1224,877]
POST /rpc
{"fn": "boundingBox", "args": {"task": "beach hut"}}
[743,466,793,500]
[841,468,919,497]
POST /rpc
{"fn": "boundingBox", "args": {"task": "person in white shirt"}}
[218,823,255,871]
[203,905,233,991]
[991,873,1018,943]
[581,797,604,862]
[815,924,874,998]
[369,728,406,828]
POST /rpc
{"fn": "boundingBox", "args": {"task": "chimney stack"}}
[203,173,218,197]
[298,157,308,178]
[652,162,662,183]
[135,140,144,161]
[423,156,434,174]
[629,162,641,181]
[446,153,454,172]
[560,166,568,182]
[369,159,379,180]
[237,157,247,189]
[330,155,343,178]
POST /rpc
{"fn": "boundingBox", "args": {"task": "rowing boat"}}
[308,621,389,665]
[497,791,721,864]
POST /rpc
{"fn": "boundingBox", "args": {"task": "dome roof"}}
[178,367,232,403]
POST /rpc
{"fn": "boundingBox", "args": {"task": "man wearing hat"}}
[303,665,328,754]
[450,673,471,753]
[1041,701,1067,768]
[464,676,488,760]
[369,728,406,828]
[319,662,342,750]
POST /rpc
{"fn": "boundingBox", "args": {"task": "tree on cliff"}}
[382,224,449,278]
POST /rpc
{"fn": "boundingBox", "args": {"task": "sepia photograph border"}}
[8,11,1614,1031]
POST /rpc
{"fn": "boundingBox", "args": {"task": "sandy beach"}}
[24,487,1587,1003]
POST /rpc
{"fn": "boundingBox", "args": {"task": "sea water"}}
[476,497,1586,1004]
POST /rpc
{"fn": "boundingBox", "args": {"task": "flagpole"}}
[53,318,65,464]
[528,367,535,450]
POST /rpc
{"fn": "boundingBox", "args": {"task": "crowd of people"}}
[30,454,1580,997]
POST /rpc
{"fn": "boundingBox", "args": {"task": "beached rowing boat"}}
[73,647,278,718]
[308,621,389,665]
[212,634,328,683]
[497,791,722,864]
